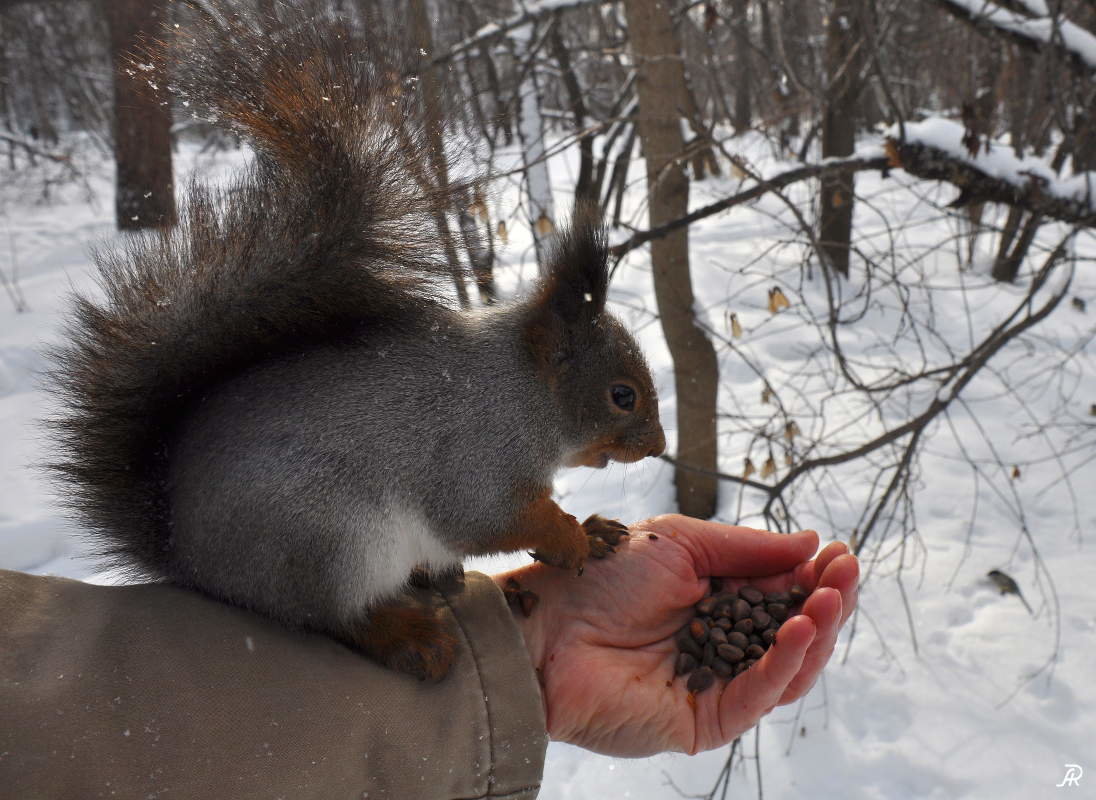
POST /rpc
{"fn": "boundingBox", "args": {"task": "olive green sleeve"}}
[0,569,547,799]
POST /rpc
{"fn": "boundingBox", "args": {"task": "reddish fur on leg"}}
[472,493,631,571]
[484,492,590,570]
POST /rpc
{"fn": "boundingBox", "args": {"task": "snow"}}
[2,130,1095,799]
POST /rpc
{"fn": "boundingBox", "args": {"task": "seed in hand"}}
[687,666,716,694]
[674,582,805,694]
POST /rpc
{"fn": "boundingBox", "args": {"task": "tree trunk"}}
[606,123,636,228]
[819,0,863,277]
[779,0,811,140]
[1072,110,1096,173]
[457,195,497,304]
[549,14,596,207]
[622,0,719,519]
[731,0,752,133]
[991,213,1040,283]
[512,23,557,275]
[678,69,721,180]
[102,0,175,230]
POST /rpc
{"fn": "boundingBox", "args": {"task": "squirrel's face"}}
[521,211,665,469]
[557,314,666,469]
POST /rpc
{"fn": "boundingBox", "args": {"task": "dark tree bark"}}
[778,0,811,140]
[549,14,596,207]
[991,213,1041,283]
[102,0,175,230]
[622,0,719,519]
[730,0,752,133]
[819,0,865,277]
[679,70,721,180]
[1073,111,1096,173]
[606,123,637,228]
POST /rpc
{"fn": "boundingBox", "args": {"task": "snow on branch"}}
[926,0,1096,78]
[430,0,604,66]
[886,117,1096,227]
[612,119,1093,260]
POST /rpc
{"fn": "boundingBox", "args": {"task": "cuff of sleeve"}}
[0,569,549,800]
[440,572,548,799]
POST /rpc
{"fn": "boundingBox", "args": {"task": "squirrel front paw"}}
[530,514,630,572]
[511,495,630,575]
[582,514,629,559]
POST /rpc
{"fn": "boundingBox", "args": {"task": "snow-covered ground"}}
[1,133,1094,799]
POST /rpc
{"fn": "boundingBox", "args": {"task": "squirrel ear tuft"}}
[542,204,610,319]
[523,204,609,366]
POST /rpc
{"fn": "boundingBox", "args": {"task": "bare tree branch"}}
[0,130,71,163]
[609,155,891,259]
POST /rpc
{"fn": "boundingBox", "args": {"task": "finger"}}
[816,553,859,626]
[776,587,842,704]
[790,540,848,591]
[717,614,815,742]
[639,515,819,578]
[786,550,858,624]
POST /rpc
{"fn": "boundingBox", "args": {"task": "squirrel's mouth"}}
[567,441,660,469]
[564,449,612,469]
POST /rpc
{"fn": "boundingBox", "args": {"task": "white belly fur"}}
[335,500,463,616]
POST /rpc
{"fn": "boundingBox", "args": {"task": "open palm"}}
[495,514,858,757]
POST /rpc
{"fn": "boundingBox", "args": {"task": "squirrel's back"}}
[164,305,562,621]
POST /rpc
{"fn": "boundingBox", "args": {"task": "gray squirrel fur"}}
[47,8,665,677]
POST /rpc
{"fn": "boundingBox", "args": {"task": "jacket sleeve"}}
[0,569,547,800]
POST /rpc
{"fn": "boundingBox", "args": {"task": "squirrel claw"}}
[587,535,617,559]
[582,514,630,547]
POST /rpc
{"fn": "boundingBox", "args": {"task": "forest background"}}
[1,0,1094,797]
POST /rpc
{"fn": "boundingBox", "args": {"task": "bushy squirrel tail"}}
[48,8,469,578]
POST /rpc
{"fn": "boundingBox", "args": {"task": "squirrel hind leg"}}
[339,595,458,682]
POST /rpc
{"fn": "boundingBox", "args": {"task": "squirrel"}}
[46,8,665,681]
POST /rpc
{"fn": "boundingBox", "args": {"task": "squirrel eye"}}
[610,384,636,412]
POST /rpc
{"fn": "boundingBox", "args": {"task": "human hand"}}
[493,514,858,757]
